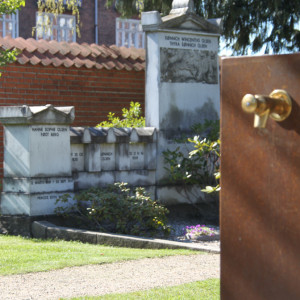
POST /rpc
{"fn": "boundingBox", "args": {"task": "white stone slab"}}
[145,143,157,170]
[1,192,75,216]
[144,185,156,200]
[100,144,116,171]
[74,171,115,190]
[116,170,156,186]
[0,105,74,125]
[156,185,206,205]
[116,143,130,170]
[84,144,101,172]
[141,11,162,26]
[71,144,84,172]
[129,143,145,170]
[29,125,72,177]
[4,126,30,177]
[2,177,73,193]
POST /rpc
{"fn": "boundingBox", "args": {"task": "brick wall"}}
[0,63,145,176]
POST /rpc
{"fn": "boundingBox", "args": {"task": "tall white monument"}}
[142,0,222,203]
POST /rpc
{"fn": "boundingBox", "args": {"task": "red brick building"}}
[2,0,144,48]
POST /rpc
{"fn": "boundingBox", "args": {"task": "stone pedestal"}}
[142,0,222,204]
[0,104,75,216]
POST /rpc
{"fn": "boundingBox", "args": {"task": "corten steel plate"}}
[220,53,300,300]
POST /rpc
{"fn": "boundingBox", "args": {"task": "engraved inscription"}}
[71,144,85,172]
[30,178,73,185]
[129,151,144,160]
[37,195,59,200]
[101,152,113,161]
[100,144,115,171]
[31,126,68,137]
[161,33,217,51]
[129,143,145,170]
[71,151,84,162]
[164,35,213,49]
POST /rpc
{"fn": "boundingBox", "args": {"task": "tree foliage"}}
[106,0,300,54]
[96,101,145,128]
[0,0,24,14]
[0,0,25,76]
[35,0,81,37]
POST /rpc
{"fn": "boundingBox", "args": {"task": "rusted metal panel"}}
[220,53,300,300]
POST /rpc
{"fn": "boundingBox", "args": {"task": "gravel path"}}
[0,254,220,300]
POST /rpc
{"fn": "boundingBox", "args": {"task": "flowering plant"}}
[184,225,219,240]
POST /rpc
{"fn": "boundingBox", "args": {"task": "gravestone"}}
[142,0,221,204]
[0,104,75,216]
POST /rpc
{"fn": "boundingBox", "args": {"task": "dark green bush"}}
[55,183,170,237]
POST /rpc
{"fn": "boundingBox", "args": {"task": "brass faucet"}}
[241,89,292,128]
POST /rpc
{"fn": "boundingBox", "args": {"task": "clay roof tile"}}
[67,42,81,56]
[0,36,145,71]
[77,43,92,57]
[1,36,18,50]
[16,37,38,53]
[35,39,51,54]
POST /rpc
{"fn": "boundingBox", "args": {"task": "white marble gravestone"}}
[142,0,222,203]
[0,104,75,216]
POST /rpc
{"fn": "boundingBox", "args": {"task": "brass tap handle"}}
[241,89,292,128]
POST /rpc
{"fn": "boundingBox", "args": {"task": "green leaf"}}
[201,186,215,193]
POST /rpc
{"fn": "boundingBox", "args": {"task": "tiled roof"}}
[0,37,145,71]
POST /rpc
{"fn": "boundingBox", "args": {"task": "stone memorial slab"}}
[100,143,116,171]
[0,104,75,216]
[116,170,156,186]
[4,125,71,177]
[145,143,157,170]
[74,171,115,190]
[142,2,221,131]
[1,192,75,216]
[3,177,73,193]
[158,32,220,131]
[30,125,71,176]
[84,144,101,172]
[129,143,145,170]
[71,144,85,172]
[115,143,130,170]
[4,126,30,177]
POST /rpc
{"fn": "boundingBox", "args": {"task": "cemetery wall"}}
[70,127,157,195]
[0,64,145,176]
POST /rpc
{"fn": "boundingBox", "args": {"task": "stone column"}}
[142,0,222,204]
[0,104,75,216]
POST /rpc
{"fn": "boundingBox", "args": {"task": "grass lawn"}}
[67,279,220,300]
[0,235,200,276]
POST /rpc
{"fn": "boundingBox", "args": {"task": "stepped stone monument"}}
[0,104,75,216]
[142,0,222,203]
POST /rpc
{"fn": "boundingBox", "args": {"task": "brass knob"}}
[241,89,292,128]
[241,94,258,113]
